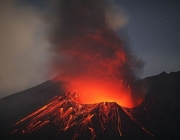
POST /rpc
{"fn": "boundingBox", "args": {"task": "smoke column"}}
[50,0,144,108]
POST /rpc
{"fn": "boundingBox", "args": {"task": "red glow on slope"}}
[12,94,153,139]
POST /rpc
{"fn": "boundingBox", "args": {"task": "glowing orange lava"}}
[12,94,153,139]
[67,81,132,107]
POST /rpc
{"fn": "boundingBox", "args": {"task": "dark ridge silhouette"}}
[131,71,180,139]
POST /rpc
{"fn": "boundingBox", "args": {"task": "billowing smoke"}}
[50,0,144,107]
[0,0,51,98]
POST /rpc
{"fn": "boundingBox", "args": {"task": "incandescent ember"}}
[12,92,153,139]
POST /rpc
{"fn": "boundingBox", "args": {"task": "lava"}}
[12,93,153,139]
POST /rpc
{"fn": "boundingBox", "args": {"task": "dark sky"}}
[0,0,180,98]
[116,0,180,78]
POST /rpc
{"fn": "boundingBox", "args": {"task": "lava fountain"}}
[54,30,144,108]
[51,0,145,108]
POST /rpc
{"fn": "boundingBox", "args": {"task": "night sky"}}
[117,0,180,78]
[0,0,180,98]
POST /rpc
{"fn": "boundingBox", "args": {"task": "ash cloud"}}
[0,0,51,98]
[50,0,143,80]
[49,0,144,106]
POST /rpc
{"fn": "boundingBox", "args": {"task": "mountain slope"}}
[0,80,62,137]
[131,71,180,139]
[0,71,180,139]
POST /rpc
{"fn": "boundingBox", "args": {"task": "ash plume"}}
[0,0,51,98]
[50,0,144,107]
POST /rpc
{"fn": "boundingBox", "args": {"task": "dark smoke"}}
[50,0,144,105]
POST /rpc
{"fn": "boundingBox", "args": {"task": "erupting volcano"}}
[11,0,148,139]
[1,0,180,139]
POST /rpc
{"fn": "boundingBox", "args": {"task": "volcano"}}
[1,71,180,139]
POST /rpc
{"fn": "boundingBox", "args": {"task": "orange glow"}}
[67,80,132,107]
[53,30,144,108]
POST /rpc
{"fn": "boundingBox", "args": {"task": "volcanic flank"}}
[4,91,153,140]
[11,92,153,139]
